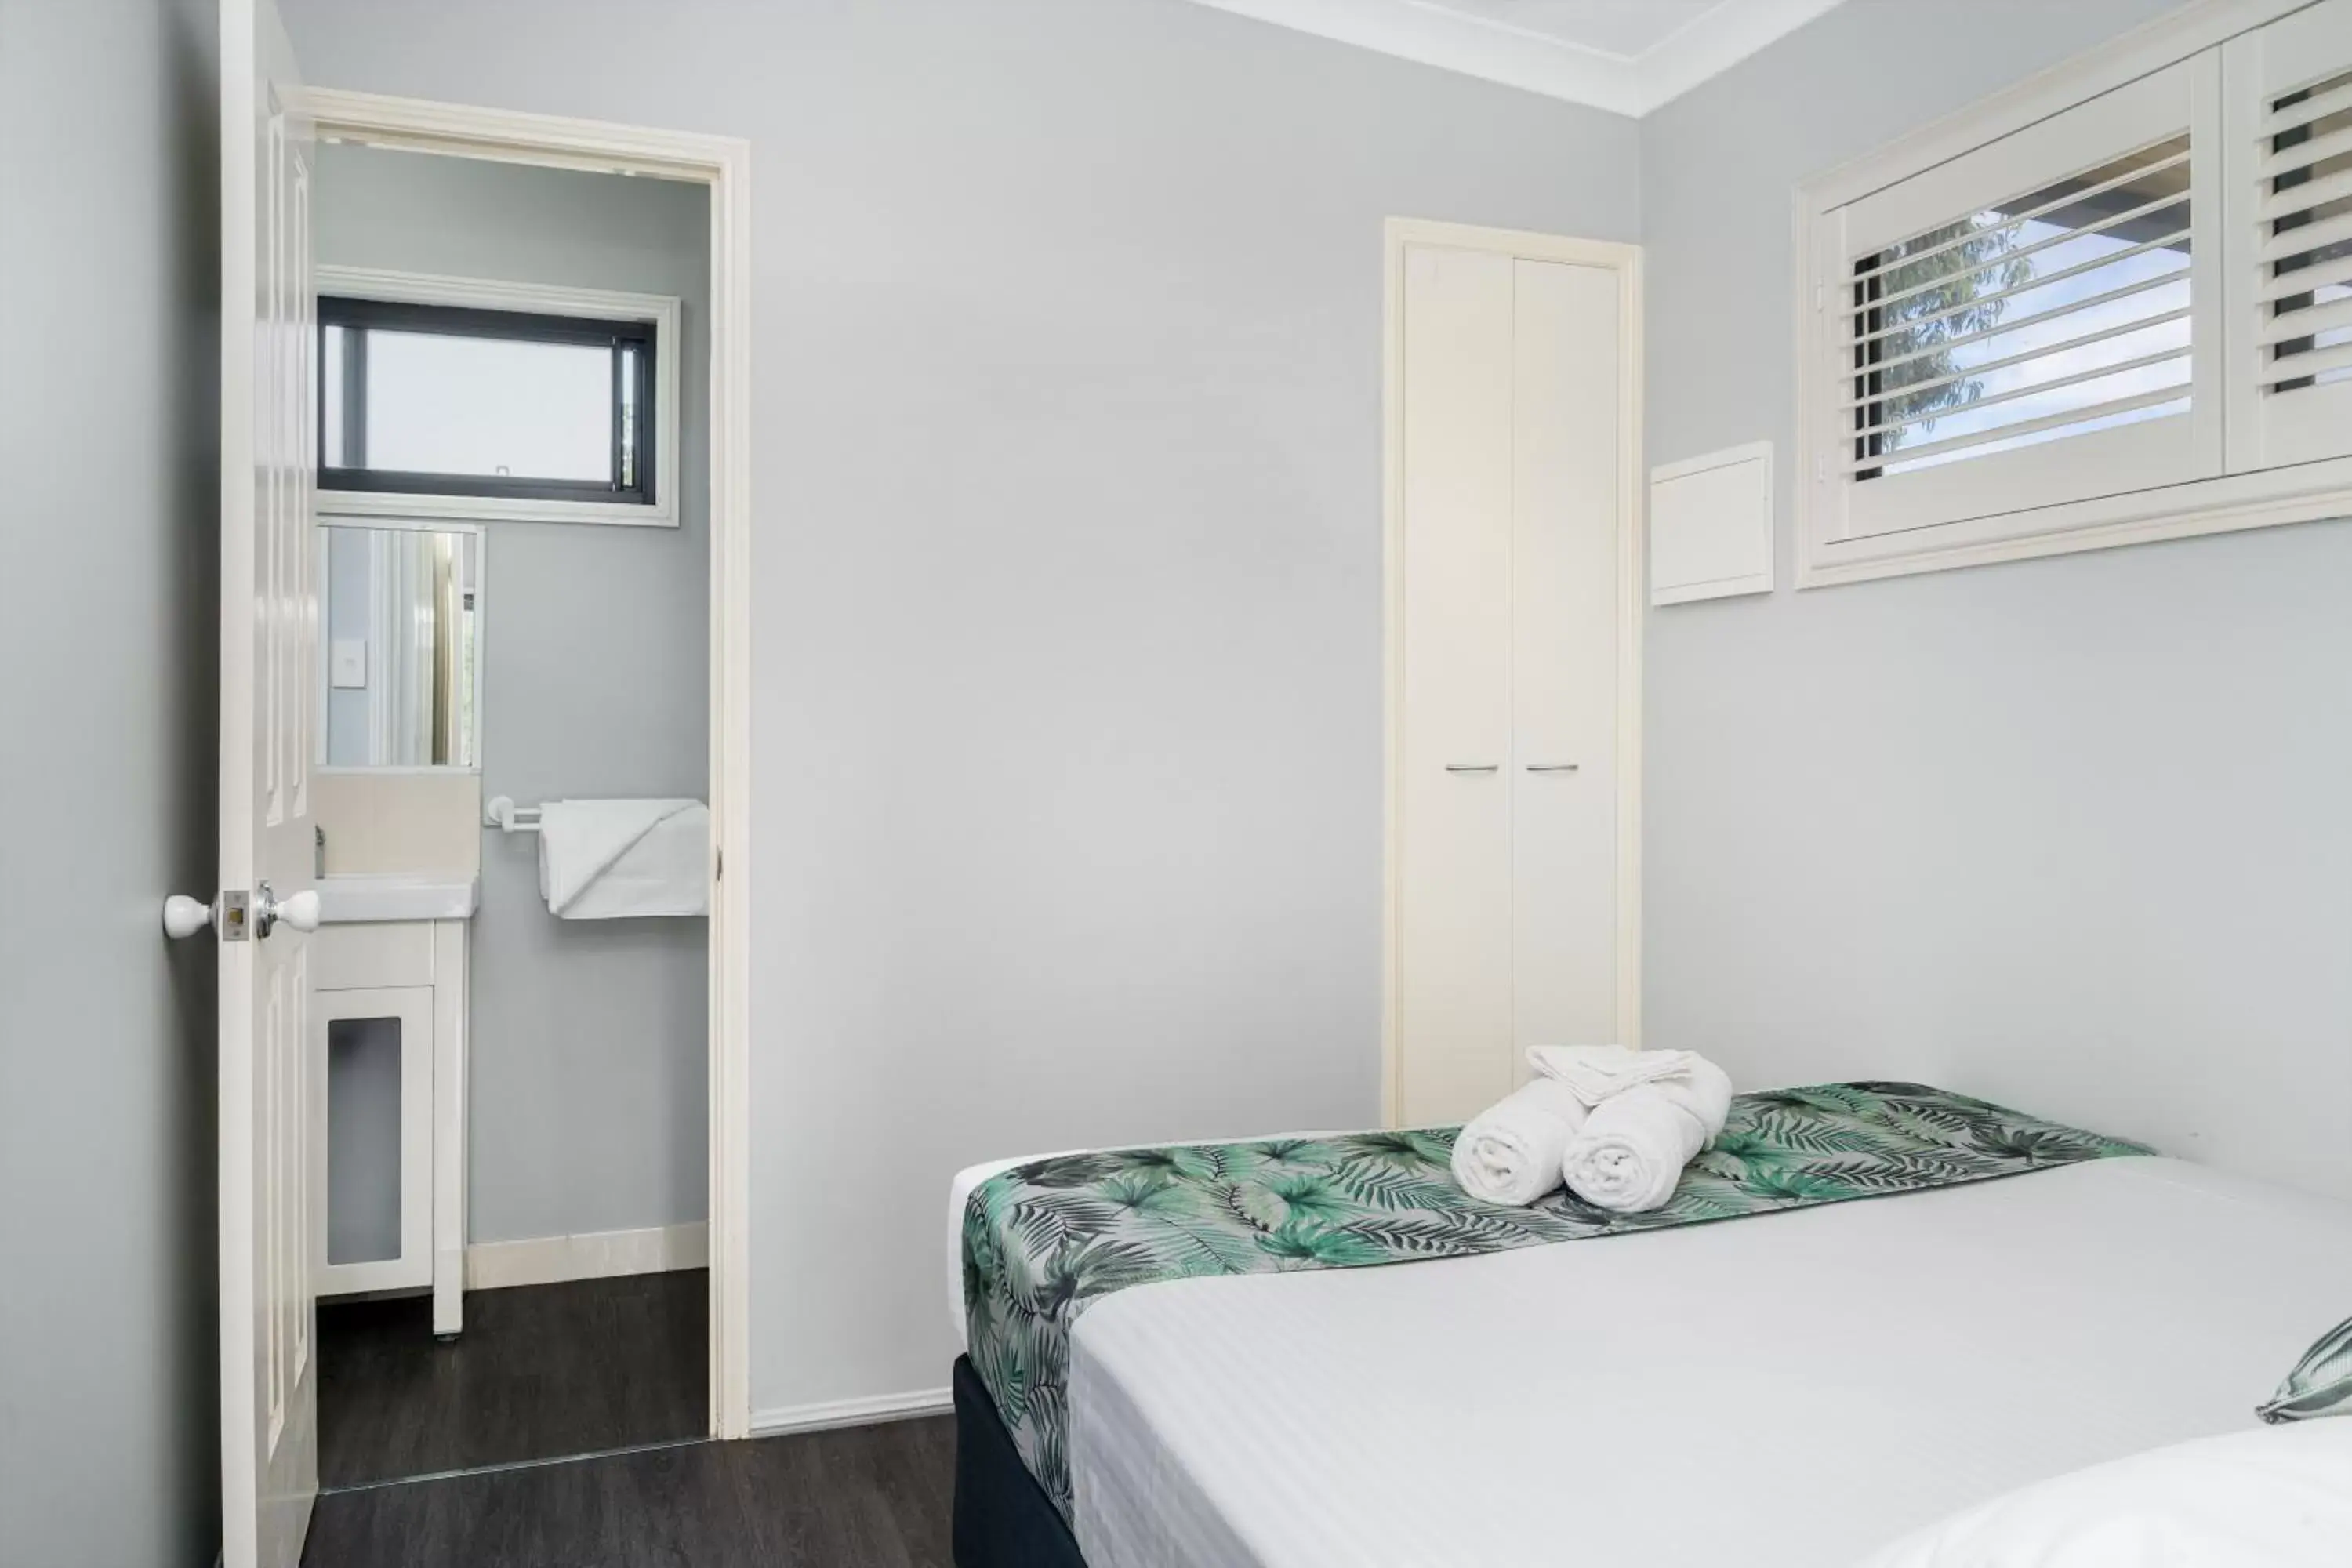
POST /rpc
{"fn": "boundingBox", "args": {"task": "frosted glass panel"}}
[365,331,611,480]
[328,1014,403,1267]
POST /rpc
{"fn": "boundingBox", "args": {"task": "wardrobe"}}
[1385,223,1641,1129]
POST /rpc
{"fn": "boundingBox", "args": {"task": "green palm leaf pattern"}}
[2259,1315,2352,1424]
[964,1081,2147,1519]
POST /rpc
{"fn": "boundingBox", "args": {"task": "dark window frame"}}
[320,296,658,506]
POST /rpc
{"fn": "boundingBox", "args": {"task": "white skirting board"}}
[750,1387,953,1437]
[465,1221,709,1292]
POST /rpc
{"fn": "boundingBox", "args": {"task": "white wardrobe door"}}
[1396,244,1515,1127]
[1510,259,1621,1068]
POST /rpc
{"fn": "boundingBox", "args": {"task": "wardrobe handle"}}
[1526,764,1581,774]
[1443,764,1500,774]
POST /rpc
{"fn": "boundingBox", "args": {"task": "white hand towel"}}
[1560,1055,1734,1214]
[1450,1077,1591,1207]
[1526,1044,1710,1109]
[537,798,708,919]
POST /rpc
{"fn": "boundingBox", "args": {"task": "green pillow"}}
[2259,1316,2352,1424]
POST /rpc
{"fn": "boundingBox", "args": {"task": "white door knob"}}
[274,889,322,935]
[253,881,320,938]
[163,895,215,939]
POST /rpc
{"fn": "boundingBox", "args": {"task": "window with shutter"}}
[1850,137,2194,481]
[2227,0,2352,469]
[1795,0,2352,587]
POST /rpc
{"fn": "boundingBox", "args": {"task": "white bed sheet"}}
[1043,1156,2352,1568]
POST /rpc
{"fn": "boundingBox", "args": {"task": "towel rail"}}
[485,795,543,834]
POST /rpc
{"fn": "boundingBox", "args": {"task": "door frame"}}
[296,86,755,1438]
[1379,217,1645,1127]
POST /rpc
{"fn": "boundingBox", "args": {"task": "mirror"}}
[318,524,481,769]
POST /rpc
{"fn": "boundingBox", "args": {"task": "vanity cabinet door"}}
[314,985,434,1296]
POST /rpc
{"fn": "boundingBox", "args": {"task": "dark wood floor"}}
[303,1417,956,1568]
[319,1269,707,1486]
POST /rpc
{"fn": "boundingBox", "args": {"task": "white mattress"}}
[957,1155,2352,1568]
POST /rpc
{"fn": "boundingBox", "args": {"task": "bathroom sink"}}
[315,872,480,924]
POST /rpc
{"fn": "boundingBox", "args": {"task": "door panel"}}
[1396,245,1515,1127]
[220,1,317,1563]
[1509,260,1621,1067]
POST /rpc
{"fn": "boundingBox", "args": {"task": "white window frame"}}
[315,263,683,528]
[1795,0,2352,587]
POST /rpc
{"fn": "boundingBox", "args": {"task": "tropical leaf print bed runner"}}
[961,1080,2148,1517]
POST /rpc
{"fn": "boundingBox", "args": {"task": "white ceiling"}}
[1438,2,1728,60]
[1181,0,1850,116]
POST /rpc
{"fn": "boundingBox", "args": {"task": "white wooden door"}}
[1508,259,1623,1064]
[1391,237,1630,1129]
[220,1,318,1563]
[1395,244,1518,1124]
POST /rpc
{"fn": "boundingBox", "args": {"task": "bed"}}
[947,1089,2352,1568]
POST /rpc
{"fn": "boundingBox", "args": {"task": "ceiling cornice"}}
[1181,0,1849,118]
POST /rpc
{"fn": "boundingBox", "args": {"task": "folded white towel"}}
[1450,1077,1591,1207]
[1560,1055,1734,1214]
[1526,1044,1711,1109]
[537,798,709,919]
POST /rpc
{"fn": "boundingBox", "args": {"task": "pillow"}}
[1856,1423,2352,1568]
[2259,1315,2352,1425]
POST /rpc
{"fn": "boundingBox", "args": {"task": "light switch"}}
[330,638,368,689]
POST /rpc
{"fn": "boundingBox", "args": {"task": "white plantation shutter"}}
[1795,1,2352,585]
[1811,57,2225,545]
[2226,0,2352,470]
[1847,140,2194,472]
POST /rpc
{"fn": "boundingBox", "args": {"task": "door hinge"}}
[714,847,723,881]
[1813,280,1826,312]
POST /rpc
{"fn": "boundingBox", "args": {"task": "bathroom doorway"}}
[296,98,752,1491]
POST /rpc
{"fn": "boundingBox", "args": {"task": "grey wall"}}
[0,0,223,1563]
[314,144,713,1244]
[278,0,1642,1415]
[1641,0,2352,1202]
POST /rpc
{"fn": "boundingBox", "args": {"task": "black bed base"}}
[953,1356,1089,1568]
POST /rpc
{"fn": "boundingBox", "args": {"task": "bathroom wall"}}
[314,143,713,1247]
[312,772,481,876]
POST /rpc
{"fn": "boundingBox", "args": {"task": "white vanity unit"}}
[310,516,485,1337]
[313,873,476,1336]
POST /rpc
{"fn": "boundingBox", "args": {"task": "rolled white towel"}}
[1560,1056,1734,1214]
[1450,1077,1591,1207]
[1526,1044,1708,1109]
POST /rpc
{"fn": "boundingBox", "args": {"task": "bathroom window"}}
[314,267,681,528]
[323,297,655,504]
